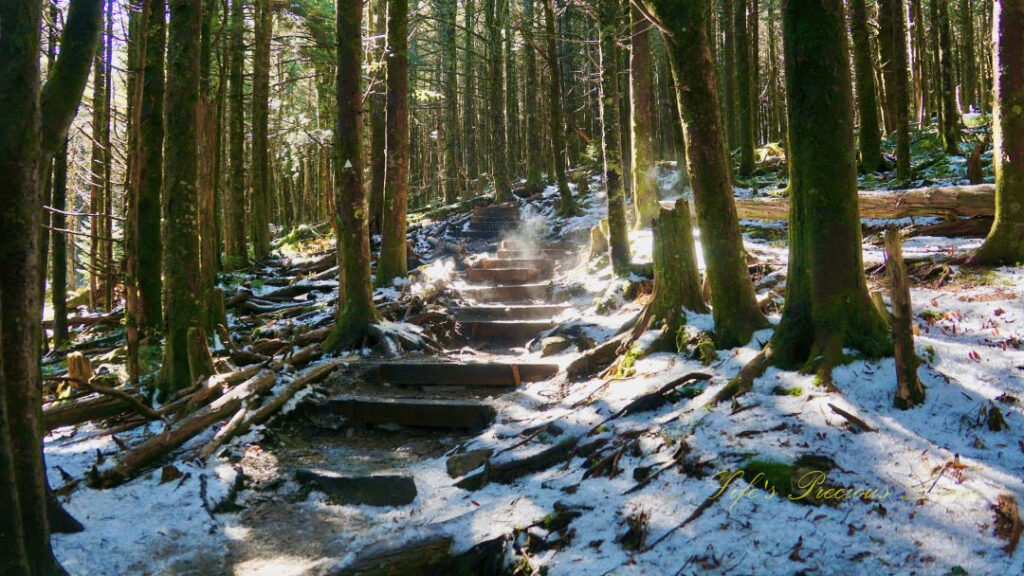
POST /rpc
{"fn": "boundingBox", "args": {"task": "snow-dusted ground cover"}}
[47,175,1023,575]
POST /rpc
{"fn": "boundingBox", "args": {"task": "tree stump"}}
[649,199,707,348]
[187,327,216,385]
[206,288,227,334]
[884,228,925,409]
[66,352,94,386]
[589,225,608,259]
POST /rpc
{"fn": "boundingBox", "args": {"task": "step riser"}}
[499,240,573,252]
[326,397,496,430]
[465,268,543,284]
[460,284,549,303]
[479,259,553,271]
[460,321,553,345]
[365,362,558,386]
[497,249,572,260]
[452,305,569,321]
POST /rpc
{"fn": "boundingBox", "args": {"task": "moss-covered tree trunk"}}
[721,0,737,149]
[1,0,102,571]
[463,0,480,191]
[772,0,892,373]
[328,0,381,351]
[440,0,461,203]
[597,0,631,274]
[162,0,205,395]
[935,0,960,154]
[639,0,769,348]
[544,0,579,215]
[650,199,708,349]
[378,0,411,286]
[250,0,273,262]
[629,6,659,229]
[734,0,755,178]
[225,0,247,269]
[523,0,544,191]
[369,0,386,232]
[972,0,1024,265]
[848,0,885,171]
[959,0,978,110]
[88,14,106,310]
[199,0,220,314]
[879,0,912,181]
[485,0,512,202]
[139,0,165,330]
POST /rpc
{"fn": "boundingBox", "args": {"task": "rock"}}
[446,448,494,478]
[160,465,182,484]
[295,469,417,507]
[541,336,570,356]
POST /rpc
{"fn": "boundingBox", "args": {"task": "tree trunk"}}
[849,0,885,171]
[722,0,737,150]
[597,0,630,274]
[378,0,411,286]
[1,0,102,571]
[89,12,106,310]
[650,199,707,349]
[251,0,273,262]
[139,0,165,330]
[523,0,544,191]
[734,0,756,178]
[327,0,381,351]
[199,0,220,320]
[959,0,977,110]
[879,0,912,180]
[226,0,248,269]
[162,0,205,395]
[640,0,769,348]
[544,0,579,215]
[935,0,961,153]
[369,0,387,232]
[629,6,659,229]
[771,0,892,372]
[972,0,1024,265]
[51,140,71,346]
[440,0,461,203]
[463,0,479,191]
[485,0,512,202]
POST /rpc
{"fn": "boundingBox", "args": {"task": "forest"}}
[2,0,1023,573]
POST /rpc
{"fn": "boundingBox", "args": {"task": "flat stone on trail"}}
[295,469,417,506]
[541,336,571,356]
[446,448,494,478]
[326,396,497,430]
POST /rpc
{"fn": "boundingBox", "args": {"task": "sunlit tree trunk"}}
[630,6,659,229]
[545,0,579,215]
[597,0,631,273]
[250,0,273,261]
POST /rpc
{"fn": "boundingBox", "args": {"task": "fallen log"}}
[42,312,123,330]
[44,392,146,432]
[92,370,277,488]
[184,363,265,412]
[662,184,996,221]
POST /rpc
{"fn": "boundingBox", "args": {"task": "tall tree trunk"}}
[772,0,891,371]
[935,0,961,153]
[911,0,928,122]
[1,0,102,571]
[440,0,461,203]
[162,0,205,395]
[971,0,1024,265]
[544,0,579,215]
[486,0,512,202]
[629,6,659,229]
[597,0,631,274]
[640,0,769,348]
[226,0,247,269]
[959,0,977,110]
[328,0,381,350]
[199,0,219,310]
[89,12,106,310]
[378,0,411,286]
[101,0,113,311]
[369,0,386,231]
[722,0,737,150]
[139,0,165,330]
[251,0,273,262]
[734,0,756,177]
[463,0,479,191]
[523,0,544,190]
[849,0,885,171]
[51,141,71,346]
[879,0,912,180]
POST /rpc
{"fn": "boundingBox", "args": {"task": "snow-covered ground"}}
[47,175,1023,575]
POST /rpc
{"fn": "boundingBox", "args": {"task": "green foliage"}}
[614,343,643,379]
[740,459,796,497]
[771,385,804,397]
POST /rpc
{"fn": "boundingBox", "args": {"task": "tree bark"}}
[959,0,978,110]
[879,0,913,180]
[597,0,631,274]
[523,0,544,191]
[328,0,382,351]
[972,0,1024,265]
[378,0,411,286]
[650,199,707,349]
[225,0,248,269]
[734,0,756,178]
[251,0,273,262]
[771,0,892,372]
[485,0,512,202]
[369,0,387,231]
[884,229,925,408]
[639,0,769,348]
[544,0,579,215]
[629,7,659,229]
[935,0,961,153]
[162,0,205,395]
[139,0,165,330]
[848,0,885,171]
[440,0,462,203]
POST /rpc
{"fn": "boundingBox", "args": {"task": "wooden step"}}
[460,229,501,240]
[499,240,573,251]
[458,283,549,303]
[459,320,554,345]
[473,204,519,219]
[325,396,496,430]
[452,304,569,321]
[478,258,553,272]
[497,248,572,260]
[365,361,558,386]
[468,220,519,232]
[465,267,542,284]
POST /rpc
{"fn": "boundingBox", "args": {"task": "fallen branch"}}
[827,403,877,433]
